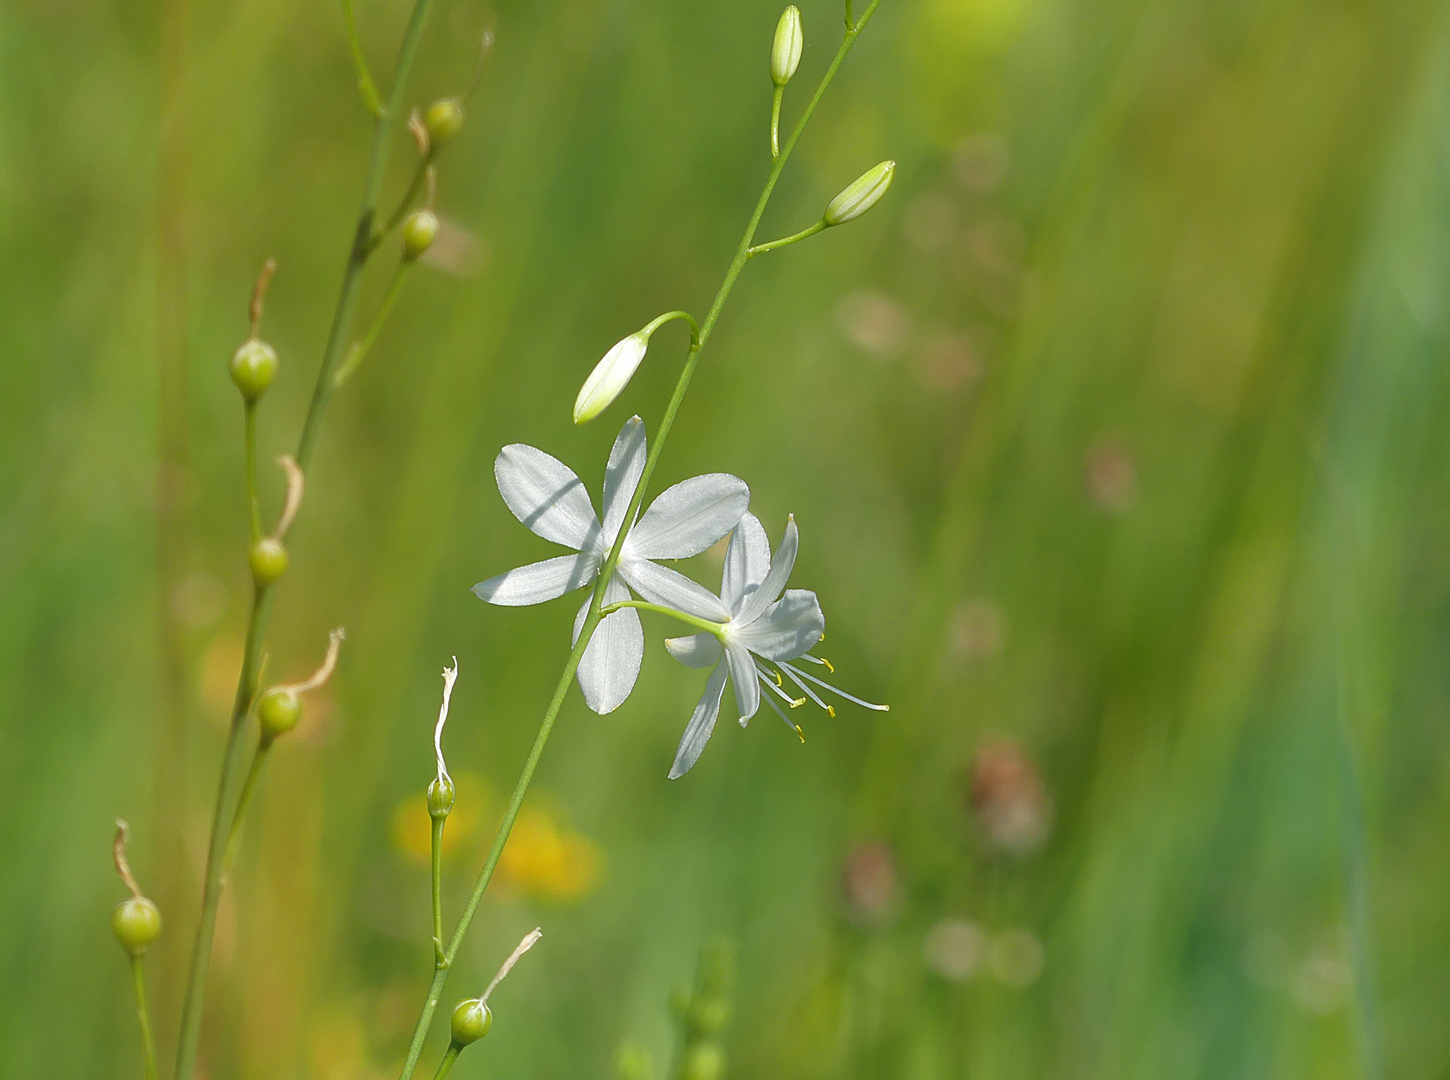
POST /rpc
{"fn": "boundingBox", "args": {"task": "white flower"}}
[473,416,748,714]
[663,513,887,778]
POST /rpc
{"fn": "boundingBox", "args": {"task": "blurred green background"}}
[3,0,1450,1075]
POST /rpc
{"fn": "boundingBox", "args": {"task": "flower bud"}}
[450,998,493,1046]
[248,537,289,586]
[425,97,465,144]
[681,1044,725,1080]
[257,686,302,739]
[573,333,648,425]
[230,339,278,402]
[402,210,439,261]
[824,160,896,226]
[112,896,162,957]
[427,776,456,819]
[770,6,803,86]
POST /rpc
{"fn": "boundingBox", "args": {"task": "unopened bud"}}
[425,98,465,144]
[573,333,649,425]
[248,537,289,585]
[257,686,302,739]
[824,160,895,226]
[112,896,162,957]
[770,6,803,86]
[230,339,278,402]
[427,776,456,819]
[403,210,439,261]
[450,999,493,1046]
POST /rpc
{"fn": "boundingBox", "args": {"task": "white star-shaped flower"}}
[663,513,887,778]
[473,416,748,714]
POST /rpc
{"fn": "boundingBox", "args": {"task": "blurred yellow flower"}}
[496,804,603,903]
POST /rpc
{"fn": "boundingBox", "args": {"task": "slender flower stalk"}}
[130,955,159,1080]
[173,0,440,1069]
[393,4,889,1074]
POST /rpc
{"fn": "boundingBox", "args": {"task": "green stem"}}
[244,401,261,542]
[342,0,385,118]
[295,0,439,471]
[642,309,701,342]
[220,736,273,879]
[430,1044,462,1080]
[174,0,438,1074]
[601,600,724,636]
[333,260,414,389]
[770,84,784,158]
[430,815,446,963]
[748,218,826,257]
[173,585,271,1080]
[391,7,886,1075]
[130,954,159,1080]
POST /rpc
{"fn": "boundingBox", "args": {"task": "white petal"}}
[735,514,798,625]
[733,588,824,660]
[571,576,643,714]
[626,474,749,560]
[619,557,731,622]
[668,660,730,779]
[721,512,772,615]
[664,632,723,669]
[473,553,597,606]
[601,416,647,546]
[495,444,602,551]
[726,641,760,725]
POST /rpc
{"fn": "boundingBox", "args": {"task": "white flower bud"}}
[771,6,803,87]
[824,160,896,226]
[573,333,649,425]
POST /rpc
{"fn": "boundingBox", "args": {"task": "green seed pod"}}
[425,97,465,144]
[257,686,303,739]
[248,537,289,585]
[770,6,803,87]
[450,998,492,1046]
[402,210,440,261]
[680,1043,725,1080]
[230,339,279,402]
[112,896,162,957]
[427,776,456,819]
[824,160,896,226]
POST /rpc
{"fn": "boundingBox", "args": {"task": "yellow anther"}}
[773,671,783,687]
[793,725,805,743]
[821,657,835,673]
[789,697,806,708]
[826,705,836,718]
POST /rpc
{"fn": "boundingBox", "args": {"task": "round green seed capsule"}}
[257,686,302,739]
[230,339,279,402]
[681,1043,725,1080]
[248,537,289,586]
[450,999,492,1046]
[424,97,465,144]
[402,210,439,261]
[427,776,456,819]
[112,896,162,956]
